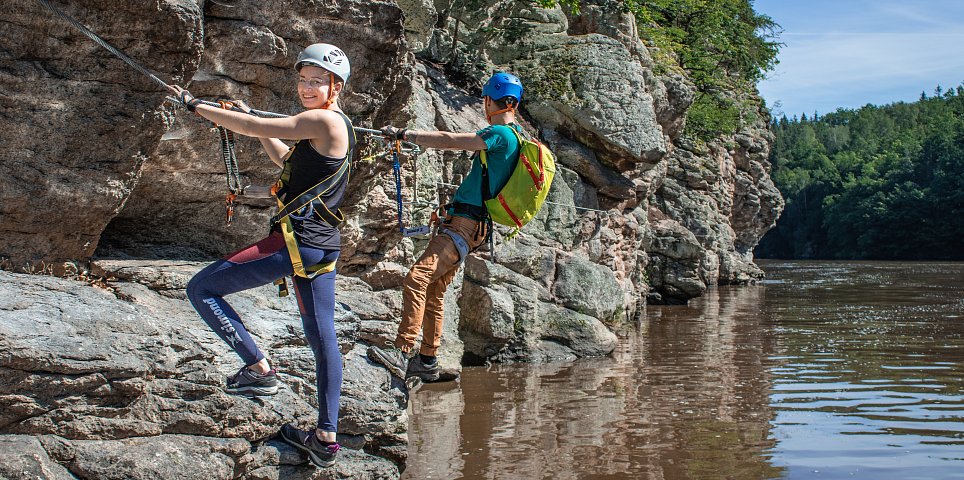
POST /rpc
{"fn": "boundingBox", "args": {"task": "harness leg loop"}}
[439,227,470,264]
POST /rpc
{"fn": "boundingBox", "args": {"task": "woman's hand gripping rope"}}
[170,85,244,225]
[170,85,202,112]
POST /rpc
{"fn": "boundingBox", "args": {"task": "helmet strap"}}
[486,106,513,123]
[322,72,337,109]
[485,97,516,124]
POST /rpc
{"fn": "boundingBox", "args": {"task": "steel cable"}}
[37,0,172,91]
[37,0,417,149]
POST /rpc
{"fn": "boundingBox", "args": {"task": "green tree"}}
[757,85,964,260]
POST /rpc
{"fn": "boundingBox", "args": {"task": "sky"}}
[754,0,964,119]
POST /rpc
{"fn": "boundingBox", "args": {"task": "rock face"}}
[0,0,783,477]
[0,265,406,479]
[0,0,782,308]
[0,0,203,267]
[96,0,410,259]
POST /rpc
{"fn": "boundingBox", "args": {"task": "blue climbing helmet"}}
[482,72,523,103]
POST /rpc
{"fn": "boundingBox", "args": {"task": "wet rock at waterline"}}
[459,255,618,362]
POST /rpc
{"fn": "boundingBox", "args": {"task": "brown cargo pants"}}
[395,214,487,356]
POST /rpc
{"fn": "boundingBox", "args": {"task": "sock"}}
[314,430,338,446]
[419,354,438,366]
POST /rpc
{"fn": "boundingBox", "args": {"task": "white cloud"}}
[756,0,964,116]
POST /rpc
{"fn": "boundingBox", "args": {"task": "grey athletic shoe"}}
[226,366,279,396]
[279,423,340,468]
[367,344,409,380]
[406,355,441,382]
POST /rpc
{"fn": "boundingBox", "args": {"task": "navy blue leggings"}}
[187,231,342,432]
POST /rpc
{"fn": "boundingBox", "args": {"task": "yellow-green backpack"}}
[480,127,556,238]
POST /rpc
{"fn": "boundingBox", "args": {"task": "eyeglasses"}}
[298,78,331,90]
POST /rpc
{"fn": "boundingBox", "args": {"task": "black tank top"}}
[277,112,355,250]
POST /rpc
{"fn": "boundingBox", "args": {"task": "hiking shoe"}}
[367,344,409,380]
[406,355,441,382]
[279,423,340,468]
[226,366,279,396]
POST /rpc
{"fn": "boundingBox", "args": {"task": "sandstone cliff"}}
[0,0,783,478]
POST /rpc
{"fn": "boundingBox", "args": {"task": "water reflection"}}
[405,261,964,479]
[407,285,784,479]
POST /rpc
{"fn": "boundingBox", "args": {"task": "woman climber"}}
[174,43,353,469]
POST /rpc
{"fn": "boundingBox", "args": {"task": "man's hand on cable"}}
[170,85,202,112]
[379,125,407,141]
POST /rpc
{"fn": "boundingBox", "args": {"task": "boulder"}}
[459,256,617,362]
[0,265,406,477]
[552,254,625,324]
[0,0,203,267]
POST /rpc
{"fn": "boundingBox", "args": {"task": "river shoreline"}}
[404,261,964,479]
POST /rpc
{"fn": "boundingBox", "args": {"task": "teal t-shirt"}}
[450,124,521,214]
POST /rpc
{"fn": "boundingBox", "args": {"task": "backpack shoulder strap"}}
[479,124,524,202]
[509,124,527,143]
[479,150,492,202]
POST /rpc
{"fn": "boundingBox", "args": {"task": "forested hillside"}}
[757,86,964,260]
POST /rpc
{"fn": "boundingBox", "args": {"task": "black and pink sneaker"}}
[279,423,340,467]
[225,366,279,396]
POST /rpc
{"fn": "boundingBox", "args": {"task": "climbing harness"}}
[267,112,356,297]
[439,227,470,264]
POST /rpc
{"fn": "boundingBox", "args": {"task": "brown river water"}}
[402,261,964,479]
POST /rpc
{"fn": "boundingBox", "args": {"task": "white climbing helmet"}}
[295,43,351,84]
